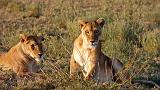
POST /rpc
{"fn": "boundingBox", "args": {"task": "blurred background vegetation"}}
[0,0,160,89]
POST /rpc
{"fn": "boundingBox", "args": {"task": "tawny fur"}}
[0,34,44,75]
[70,18,124,83]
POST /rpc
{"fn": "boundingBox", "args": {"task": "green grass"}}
[0,0,160,89]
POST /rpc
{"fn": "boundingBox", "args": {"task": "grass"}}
[0,0,160,89]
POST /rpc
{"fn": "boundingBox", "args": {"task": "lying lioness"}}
[70,18,124,83]
[0,34,45,75]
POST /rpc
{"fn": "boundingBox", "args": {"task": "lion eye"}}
[85,31,89,34]
[31,44,35,50]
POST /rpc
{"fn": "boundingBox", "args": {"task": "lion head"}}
[78,18,105,48]
[20,34,45,63]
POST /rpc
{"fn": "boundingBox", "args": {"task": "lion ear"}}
[96,18,105,28]
[38,36,45,41]
[78,20,86,29]
[20,34,27,42]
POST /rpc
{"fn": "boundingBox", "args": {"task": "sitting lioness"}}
[0,34,45,75]
[70,18,124,83]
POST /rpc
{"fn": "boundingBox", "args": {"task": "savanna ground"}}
[0,0,160,89]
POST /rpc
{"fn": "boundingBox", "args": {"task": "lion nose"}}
[38,53,43,57]
[90,40,95,44]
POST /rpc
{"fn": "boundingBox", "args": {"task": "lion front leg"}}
[14,65,31,77]
[70,55,80,80]
[84,62,96,80]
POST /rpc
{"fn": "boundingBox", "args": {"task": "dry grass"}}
[0,0,160,89]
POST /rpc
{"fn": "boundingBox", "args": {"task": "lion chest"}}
[27,60,38,72]
[73,48,96,71]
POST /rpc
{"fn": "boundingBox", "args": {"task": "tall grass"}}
[0,0,160,89]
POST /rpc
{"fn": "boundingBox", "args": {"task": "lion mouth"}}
[88,42,98,48]
[35,56,44,63]
[92,42,97,46]
[91,44,97,48]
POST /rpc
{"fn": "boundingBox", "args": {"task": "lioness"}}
[0,34,45,75]
[70,18,124,83]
